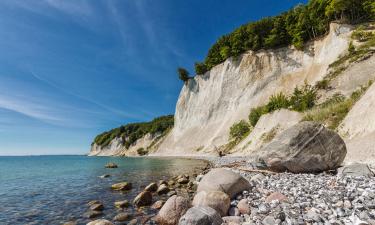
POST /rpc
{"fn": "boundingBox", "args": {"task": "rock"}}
[192,191,230,217]
[84,210,102,219]
[178,206,223,225]
[111,182,132,191]
[196,174,204,182]
[151,200,165,209]
[114,200,129,208]
[197,168,251,198]
[159,180,168,186]
[145,182,158,192]
[177,177,189,184]
[222,216,244,224]
[157,184,170,195]
[167,190,177,197]
[105,162,118,168]
[63,222,77,225]
[133,191,152,207]
[99,174,110,178]
[87,200,101,206]
[113,213,131,222]
[127,219,138,225]
[255,122,347,173]
[156,195,190,225]
[250,173,266,184]
[86,219,114,225]
[262,216,277,225]
[265,192,288,203]
[89,203,104,211]
[338,163,374,177]
[237,199,251,215]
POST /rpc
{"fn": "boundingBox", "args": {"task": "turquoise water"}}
[0,155,207,225]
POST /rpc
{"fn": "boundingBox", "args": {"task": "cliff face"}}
[153,23,352,156]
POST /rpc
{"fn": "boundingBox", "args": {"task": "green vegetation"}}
[177,67,190,83]
[93,115,174,148]
[261,126,279,143]
[137,148,148,156]
[193,0,375,75]
[249,84,317,126]
[229,120,252,143]
[304,80,373,129]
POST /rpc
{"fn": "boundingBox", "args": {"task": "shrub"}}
[249,106,268,127]
[137,148,148,156]
[229,120,251,142]
[178,67,190,82]
[195,62,208,75]
[316,79,329,90]
[289,84,317,112]
[348,41,356,55]
[266,93,290,112]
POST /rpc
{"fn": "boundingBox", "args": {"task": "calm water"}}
[0,155,207,225]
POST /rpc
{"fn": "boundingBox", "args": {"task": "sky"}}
[0,0,307,156]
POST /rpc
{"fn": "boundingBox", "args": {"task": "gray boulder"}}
[133,191,152,207]
[178,206,223,225]
[197,168,251,198]
[156,195,190,225]
[192,191,230,216]
[338,163,374,177]
[255,122,347,173]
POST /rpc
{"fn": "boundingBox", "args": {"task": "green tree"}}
[229,120,251,142]
[177,67,190,82]
[195,62,208,75]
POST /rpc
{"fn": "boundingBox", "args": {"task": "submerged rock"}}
[84,210,102,219]
[178,206,223,225]
[192,191,230,216]
[156,195,189,225]
[197,168,251,198]
[89,203,104,211]
[255,121,347,173]
[114,200,130,208]
[113,212,131,222]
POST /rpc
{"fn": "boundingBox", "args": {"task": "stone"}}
[237,199,251,215]
[87,219,114,225]
[338,163,374,178]
[178,206,223,225]
[228,207,240,216]
[105,162,118,168]
[192,191,230,217]
[99,174,110,178]
[133,191,152,207]
[89,203,104,211]
[111,182,132,191]
[145,182,158,192]
[168,190,177,197]
[156,195,190,225]
[151,200,165,209]
[222,216,244,224]
[87,200,101,206]
[84,210,102,219]
[113,213,131,222]
[159,180,168,186]
[177,177,189,184]
[63,222,77,225]
[262,216,277,225]
[265,192,288,203]
[127,219,138,225]
[114,200,130,208]
[197,168,251,198]
[255,122,347,173]
[157,184,170,195]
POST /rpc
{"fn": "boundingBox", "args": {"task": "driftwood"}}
[236,167,278,174]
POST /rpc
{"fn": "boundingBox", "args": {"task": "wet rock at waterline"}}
[86,219,114,225]
[83,210,102,219]
[133,191,152,207]
[157,184,170,195]
[113,212,132,222]
[192,191,230,217]
[111,182,132,191]
[197,168,251,198]
[255,122,347,173]
[104,162,118,168]
[114,200,129,208]
[178,206,223,225]
[156,195,190,225]
[145,182,158,192]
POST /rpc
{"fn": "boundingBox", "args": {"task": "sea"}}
[0,155,208,225]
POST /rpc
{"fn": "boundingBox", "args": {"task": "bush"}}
[249,106,268,127]
[316,79,329,90]
[178,67,190,82]
[137,148,148,156]
[289,84,317,112]
[348,41,356,55]
[229,120,251,142]
[195,62,208,75]
[266,93,290,112]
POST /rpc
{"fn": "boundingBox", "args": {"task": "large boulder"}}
[197,168,251,198]
[192,191,230,216]
[156,195,190,225]
[178,206,223,225]
[254,121,347,173]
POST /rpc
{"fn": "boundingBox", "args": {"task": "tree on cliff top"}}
[177,67,190,83]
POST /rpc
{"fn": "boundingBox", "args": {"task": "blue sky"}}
[0,0,306,155]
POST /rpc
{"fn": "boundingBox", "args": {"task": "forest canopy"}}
[194,0,375,75]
